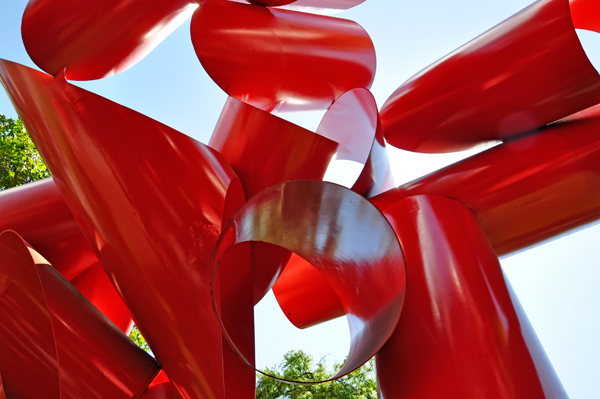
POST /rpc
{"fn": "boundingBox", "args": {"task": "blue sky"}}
[1,0,599,397]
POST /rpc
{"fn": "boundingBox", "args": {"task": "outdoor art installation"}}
[0,0,598,398]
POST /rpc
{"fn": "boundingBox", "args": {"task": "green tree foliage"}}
[256,350,377,399]
[0,114,50,190]
[129,325,151,353]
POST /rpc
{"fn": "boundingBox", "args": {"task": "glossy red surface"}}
[372,103,600,257]
[0,231,159,399]
[381,0,600,153]
[191,0,375,112]
[22,0,197,80]
[0,373,5,399]
[0,231,59,399]
[209,96,337,199]
[210,96,337,304]
[212,180,406,382]
[272,253,344,329]
[71,262,133,333]
[569,0,600,32]
[317,88,394,197]
[232,0,366,14]
[0,60,252,399]
[376,195,567,398]
[0,177,96,280]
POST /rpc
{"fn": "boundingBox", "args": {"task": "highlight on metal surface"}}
[381,0,600,153]
[211,180,406,383]
[2,0,599,396]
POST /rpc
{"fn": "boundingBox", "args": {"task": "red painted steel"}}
[570,0,600,32]
[0,230,159,399]
[381,0,600,153]
[0,231,59,399]
[71,262,134,333]
[273,253,344,329]
[372,103,600,257]
[191,0,375,112]
[376,195,567,398]
[209,96,338,199]
[0,373,5,399]
[232,0,366,14]
[210,96,337,304]
[0,177,96,281]
[0,60,252,399]
[0,179,133,332]
[212,180,406,382]
[317,87,394,197]
[275,103,600,330]
[22,0,197,80]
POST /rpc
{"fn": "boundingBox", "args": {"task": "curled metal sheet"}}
[209,96,338,199]
[376,195,567,398]
[278,101,600,329]
[0,231,59,399]
[212,180,406,383]
[0,59,252,399]
[232,0,367,15]
[0,177,96,281]
[0,179,133,333]
[317,87,394,198]
[372,102,600,258]
[210,96,338,304]
[22,0,197,80]
[71,262,133,333]
[191,0,376,112]
[570,0,600,32]
[381,0,600,153]
[0,230,159,399]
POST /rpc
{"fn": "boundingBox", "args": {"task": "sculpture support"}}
[377,195,567,398]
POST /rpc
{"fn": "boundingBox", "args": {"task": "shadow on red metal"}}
[271,101,600,329]
[373,102,600,257]
[231,0,366,14]
[212,180,406,383]
[0,59,252,399]
[0,230,159,399]
[191,0,375,112]
[21,0,197,80]
[71,262,134,333]
[376,195,568,398]
[381,0,600,153]
[318,88,394,198]
[0,177,96,281]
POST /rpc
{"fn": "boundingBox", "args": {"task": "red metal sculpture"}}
[1,0,597,397]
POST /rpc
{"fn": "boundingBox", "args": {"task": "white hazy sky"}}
[1,0,599,397]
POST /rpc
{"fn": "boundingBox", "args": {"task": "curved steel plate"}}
[212,180,406,383]
[0,230,59,399]
[376,195,567,398]
[232,0,366,14]
[22,0,197,80]
[0,59,251,399]
[372,103,600,258]
[0,230,158,399]
[381,0,600,153]
[317,87,394,198]
[0,177,96,281]
[191,0,375,112]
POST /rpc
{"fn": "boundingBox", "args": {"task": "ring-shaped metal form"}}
[211,180,406,384]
